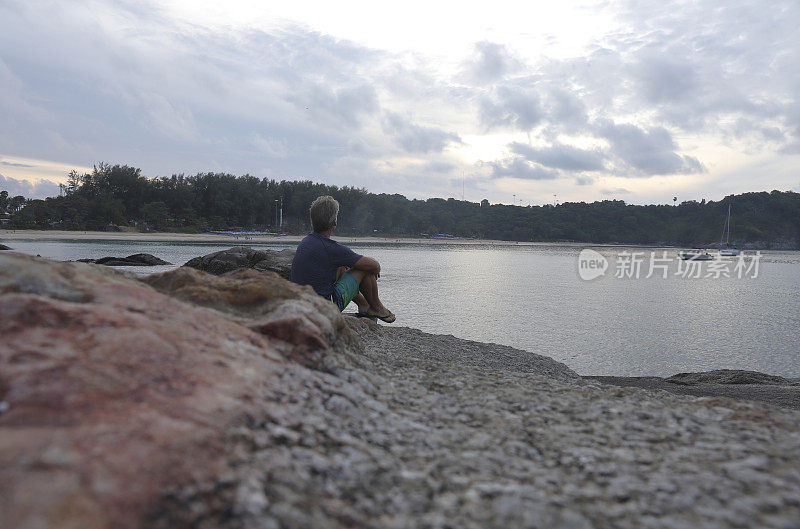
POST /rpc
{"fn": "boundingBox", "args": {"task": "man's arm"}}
[351,256,381,277]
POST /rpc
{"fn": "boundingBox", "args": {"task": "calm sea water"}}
[5,237,800,378]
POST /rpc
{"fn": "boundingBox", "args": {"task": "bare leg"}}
[336,266,370,312]
[348,268,394,321]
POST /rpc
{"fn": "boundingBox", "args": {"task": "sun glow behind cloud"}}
[159,0,617,63]
[0,155,91,185]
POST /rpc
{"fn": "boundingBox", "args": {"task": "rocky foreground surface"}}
[1,252,800,529]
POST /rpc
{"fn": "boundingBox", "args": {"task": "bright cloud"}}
[0,173,61,199]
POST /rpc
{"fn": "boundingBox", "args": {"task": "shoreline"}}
[4,229,796,250]
[0,229,680,248]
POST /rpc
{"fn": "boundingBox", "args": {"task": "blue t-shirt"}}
[291,232,363,297]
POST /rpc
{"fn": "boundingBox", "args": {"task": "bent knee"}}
[348,268,374,283]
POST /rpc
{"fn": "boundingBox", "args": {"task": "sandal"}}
[376,312,396,323]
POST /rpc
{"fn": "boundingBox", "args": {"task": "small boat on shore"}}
[680,249,713,261]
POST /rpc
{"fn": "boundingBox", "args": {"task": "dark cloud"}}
[464,41,521,84]
[0,1,389,183]
[382,113,461,153]
[509,142,605,172]
[1,160,34,167]
[634,53,698,105]
[615,0,799,140]
[540,88,589,133]
[487,158,558,180]
[479,84,543,131]
[595,120,705,176]
[0,174,60,199]
[575,176,595,186]
[289,83,379,129]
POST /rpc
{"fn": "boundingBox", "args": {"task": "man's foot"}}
[354,304,375,319]
[365,307,395,323]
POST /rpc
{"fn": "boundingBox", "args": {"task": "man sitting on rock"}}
[291,195,396,323]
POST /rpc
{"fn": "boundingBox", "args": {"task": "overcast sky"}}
[1,0,798,204]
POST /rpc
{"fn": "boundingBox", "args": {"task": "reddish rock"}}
[140,267,359,371]
[0,253,337,529]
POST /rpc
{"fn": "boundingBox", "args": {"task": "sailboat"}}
[719,204,741,256]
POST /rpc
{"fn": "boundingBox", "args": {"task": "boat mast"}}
[726,204,731,246]
[720,204,728,249]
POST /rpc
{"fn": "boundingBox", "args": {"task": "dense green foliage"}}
[2,163,799,247]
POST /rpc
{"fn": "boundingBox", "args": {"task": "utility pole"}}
[279,195,283,229]
[274,199,278,228]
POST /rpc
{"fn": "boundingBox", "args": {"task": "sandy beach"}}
[0,229,685,249]
[0,229,555,246]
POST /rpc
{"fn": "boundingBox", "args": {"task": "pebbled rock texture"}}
[2,252,800,529]
[183,246,295,279]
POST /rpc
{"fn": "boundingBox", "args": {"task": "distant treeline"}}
[1,163,799,248]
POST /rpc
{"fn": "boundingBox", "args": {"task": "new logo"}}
[578,249,608,280]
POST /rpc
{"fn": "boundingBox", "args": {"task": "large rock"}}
[77,253,171,266]
[0,243,11,250]
[183,246,294,279]
[141,266,360,371]
[0,253,351,529]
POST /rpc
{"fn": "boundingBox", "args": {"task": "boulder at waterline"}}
[183,245,294,279]
[77,253,171,266]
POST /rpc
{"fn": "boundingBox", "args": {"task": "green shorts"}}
[330,271,359,311]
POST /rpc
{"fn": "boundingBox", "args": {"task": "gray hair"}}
[309,195,339,232]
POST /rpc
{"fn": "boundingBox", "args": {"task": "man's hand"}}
[353,256,381,277]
